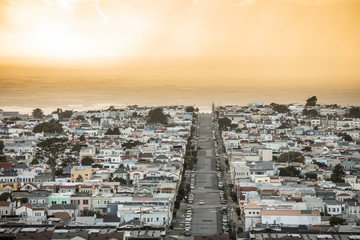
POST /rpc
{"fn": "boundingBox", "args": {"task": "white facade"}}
[261,210,321,226]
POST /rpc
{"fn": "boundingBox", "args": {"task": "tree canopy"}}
[270,103,290,113]
[32,108,44,119]
[75,115,85,121]
[147,108,168,125]
[329,216,346,226]
[277,151,305,163]
[33,119,64,134]
[279,166,300,177]
[218,117,231,130]
[305,96,317,107]
[185,106,195,112]
[105,127,120,135]
[79,135,86,141]
[331,164,345,183]
[81,156,94,166]
[0,140,4,154]
[347,107,360,119]
[0,192,12,201]
[302,109,319,117]
[36,137,68,180]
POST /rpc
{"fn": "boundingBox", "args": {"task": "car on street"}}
[184,230,191,236]
[199,200,204,205]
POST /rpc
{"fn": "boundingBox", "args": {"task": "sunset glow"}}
[0,0,360,109]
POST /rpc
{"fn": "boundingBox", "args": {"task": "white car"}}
[199,200,204,205]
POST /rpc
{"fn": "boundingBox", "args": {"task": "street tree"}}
[218,117,231,130]
[36,137,68,180]
[0,140,4,154]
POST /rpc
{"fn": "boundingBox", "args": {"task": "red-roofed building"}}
[0,201,13,216]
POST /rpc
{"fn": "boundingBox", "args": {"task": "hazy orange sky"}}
[0,0,360,111]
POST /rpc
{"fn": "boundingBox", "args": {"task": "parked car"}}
[199,200,205,205]
[184,230,191,236]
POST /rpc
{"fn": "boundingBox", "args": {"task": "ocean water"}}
[0,58,359,114]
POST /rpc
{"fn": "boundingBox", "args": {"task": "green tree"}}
[132,112,138,118]
[0,140,4,154]
[33,119,64,134]
[79,135,86,141]
[0,156,6,162]
[71,143,81,152]
[30,158,39,165]
[339,133,353,142]
[348,107,360,119]
[0,192,12,201]
[32,108,44,119]
[305,172,318,180]
[185,106,195,112]
[236,207,241,216]
[81,156,94,166]
[302,109,319,117]
[303,146,312,152]
[306,96,317,107]
[75,115,85,121]
[147,108,168,124]
[329,216,346,226]
[331,164,345,183]
[113,128,120,135]
[19,197,28,204]
[277,151,305,163]
[76,175,83,182]
[112,177,127,184]
[218,117,231,130]
[270,103,290,113]
[230,191,237,202]
[36,137,68,180]
[279,166,300,177]
[105,128,114,135]
[61,156,76,168]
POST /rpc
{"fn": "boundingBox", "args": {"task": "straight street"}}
[191,114,222,236]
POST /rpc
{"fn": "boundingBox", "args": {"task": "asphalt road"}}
[191,114,223,236]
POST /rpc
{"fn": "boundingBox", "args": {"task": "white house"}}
[261,209,321,226]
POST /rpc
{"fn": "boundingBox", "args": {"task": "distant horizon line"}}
[1,101,358,115]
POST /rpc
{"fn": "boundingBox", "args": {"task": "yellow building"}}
[0,184,18,191]
[71,166,92,182]
[254,176,270,183]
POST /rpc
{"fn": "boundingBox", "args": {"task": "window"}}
[52,201,57,204]
[38,200,44,203]
[35,212,42,216]
[62,201,67,204]
[83,200,89,204]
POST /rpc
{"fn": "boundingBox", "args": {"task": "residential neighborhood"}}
[0,99,360,240]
